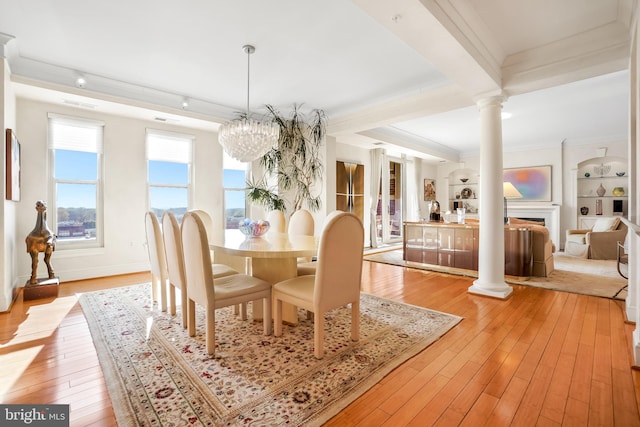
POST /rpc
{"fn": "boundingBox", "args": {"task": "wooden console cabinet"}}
[403,222,533,277]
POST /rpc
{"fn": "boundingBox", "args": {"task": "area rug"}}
[78,283,461,426]
[364,250,628,300]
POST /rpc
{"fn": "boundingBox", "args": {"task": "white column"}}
[468,96,513,299]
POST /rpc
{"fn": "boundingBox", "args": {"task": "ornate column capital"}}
[475,94,507,110]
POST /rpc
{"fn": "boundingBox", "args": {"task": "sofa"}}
[565,216,628,260]
[508,218,556,277]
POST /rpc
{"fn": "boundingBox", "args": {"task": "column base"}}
[468,280,513,299]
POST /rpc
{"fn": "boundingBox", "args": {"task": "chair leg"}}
[206,308,215,355]
[241,303,248,321]
[180,290,188,329]
[263,296,272,335]
[314,312,324,359]
[160,278,167,312]
[168,282,177,316]
[188,300,196,337]
[274,298,283,337]
[351,300,360,342]
[151,274,159,303]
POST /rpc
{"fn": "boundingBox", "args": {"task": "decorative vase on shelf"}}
[596,199,603,215]
[612,187,625,196]
[580,207,589,215]
[596,183,606,197]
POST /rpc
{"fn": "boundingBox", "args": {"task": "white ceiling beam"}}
[328,83,472,136]
[502,22,630,95]
[352,0,503,97]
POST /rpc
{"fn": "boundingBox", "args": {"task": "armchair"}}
[565,217,628,260]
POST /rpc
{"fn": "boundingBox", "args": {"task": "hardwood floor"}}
[1,263,639,426]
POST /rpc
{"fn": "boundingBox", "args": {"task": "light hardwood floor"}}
[1,262,639,426]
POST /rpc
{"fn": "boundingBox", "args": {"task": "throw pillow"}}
[592,217,620,232]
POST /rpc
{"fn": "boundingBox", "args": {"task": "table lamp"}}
[504,181,523,224]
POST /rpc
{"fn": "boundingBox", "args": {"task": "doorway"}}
[376,159,403,245]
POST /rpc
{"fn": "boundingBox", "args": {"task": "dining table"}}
[209,229,318,325]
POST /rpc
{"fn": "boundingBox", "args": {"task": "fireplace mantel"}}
[507,204,560,246]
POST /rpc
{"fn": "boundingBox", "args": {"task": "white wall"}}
[15,98,222,283]
[441,141,627,249]
[1,58,18,312]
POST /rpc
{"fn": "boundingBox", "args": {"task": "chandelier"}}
[218,45,280,162]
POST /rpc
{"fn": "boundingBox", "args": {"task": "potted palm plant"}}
[247,104,327,215]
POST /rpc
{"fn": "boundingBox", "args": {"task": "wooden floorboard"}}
[1,265,639,426]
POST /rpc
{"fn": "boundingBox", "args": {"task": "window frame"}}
[47,113,105,250]
[146,129,194,220]
[223,152,249,230]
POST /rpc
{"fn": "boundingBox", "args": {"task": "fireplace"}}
[507,205,560,246]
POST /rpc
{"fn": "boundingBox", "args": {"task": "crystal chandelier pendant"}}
[219,45,280,162]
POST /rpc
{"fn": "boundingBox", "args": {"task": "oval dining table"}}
[209,229,318,325]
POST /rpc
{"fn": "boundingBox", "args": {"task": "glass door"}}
[375,158,403,245]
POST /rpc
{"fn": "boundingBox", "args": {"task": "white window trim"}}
[146,129,194,214]
[48,113,105,250]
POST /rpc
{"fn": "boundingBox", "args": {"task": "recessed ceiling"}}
[0,0,631,161]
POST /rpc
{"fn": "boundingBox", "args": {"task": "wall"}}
[15,98,222,283]
[1,57,18,312]
[439,141,627,249]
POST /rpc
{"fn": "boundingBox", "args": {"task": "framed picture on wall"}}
[5,128,21,201]
[503,165,551,202]
[424,178,436,201]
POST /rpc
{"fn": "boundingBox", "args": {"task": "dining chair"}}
[266,210,286,233]
[189,209,240,278]
[181,212,272,355]
[144,212,169,312]
[163,211,243,327]
[190,209,246,319]
[288,209,316,275]
[273,211,364,359]
[161,212,189,327]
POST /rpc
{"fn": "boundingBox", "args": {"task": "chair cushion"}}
[592,217,620,232]
[212,263,238,278]
[213,274,271,301]
[566,233,586,244]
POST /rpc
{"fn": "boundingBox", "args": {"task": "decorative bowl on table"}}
[239,219,270,238]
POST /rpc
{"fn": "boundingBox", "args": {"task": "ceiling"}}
[0,0,633,162]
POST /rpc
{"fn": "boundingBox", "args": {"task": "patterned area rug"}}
[78,284,461,426]
[364,250,628,300]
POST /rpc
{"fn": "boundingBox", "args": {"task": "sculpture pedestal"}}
[23,277,60,300]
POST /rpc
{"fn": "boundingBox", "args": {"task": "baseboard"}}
[0,286,22,314]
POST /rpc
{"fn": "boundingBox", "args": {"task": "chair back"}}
[161,212,186,291]
[144,212,167,278]
[314,211,364,312]
[189,209,214,241]
[267,210,286,233]
[181,212,215,306]
[288,209,314,236]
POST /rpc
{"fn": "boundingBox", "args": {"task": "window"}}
[223,152,248,230]
[48,114,104,248]
[146,130,193,221]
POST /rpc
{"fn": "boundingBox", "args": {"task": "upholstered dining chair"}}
[161,212,189,327]
[288,209,316,275]
[190,209,246,318]
[181,212,272,355]
[163,211,243,327]
[144,212,169,312]
[266,210,286,233]
[273,211,364,359]
[189,209,240,278]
